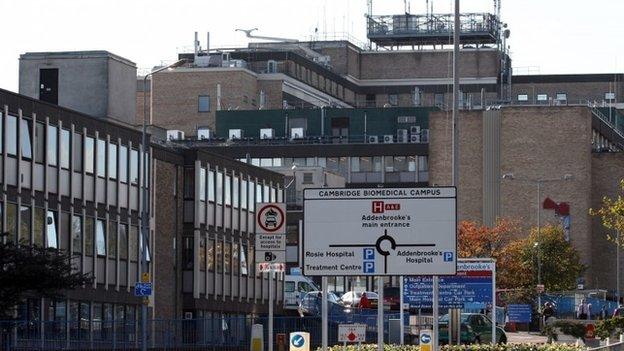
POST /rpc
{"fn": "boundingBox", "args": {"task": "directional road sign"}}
[134,282,152,297]
[303,187,457,276]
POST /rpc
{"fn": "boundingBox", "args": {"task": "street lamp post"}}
[501,173,572,327]
[140,59,186,351]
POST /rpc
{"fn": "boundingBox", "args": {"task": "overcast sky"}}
[1,0,622,91]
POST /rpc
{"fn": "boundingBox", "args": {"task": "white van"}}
[284,275,319,311]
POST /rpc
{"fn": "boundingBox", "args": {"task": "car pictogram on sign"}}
[256,203,285,234]
[264,208,278,228]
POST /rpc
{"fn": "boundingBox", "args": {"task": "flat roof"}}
[513,73,623,84]
[20,50,136,67]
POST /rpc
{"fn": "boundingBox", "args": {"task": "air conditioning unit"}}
[197,127,212,140]
[166,130,185,141]
[260,128,275,140]
[410,125,421,135]
[421,129,430,143]
[267,60,278,73]
[410,134,420,143]
[290,127,305,140]
[368,135,379,143]
[397,129,408,143]
[228,129,242,140]
[383,135,394,143]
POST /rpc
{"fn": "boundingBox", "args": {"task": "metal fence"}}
[1,313,409,351]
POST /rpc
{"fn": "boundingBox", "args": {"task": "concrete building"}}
[19,51,137,125]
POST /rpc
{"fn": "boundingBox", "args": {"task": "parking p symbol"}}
[363,261,375,273]
[363,248,375,260]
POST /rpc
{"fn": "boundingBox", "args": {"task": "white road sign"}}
[256,203,286,234]
[338,324,366,343]
[256,234,286,251]
[303,187,457,276]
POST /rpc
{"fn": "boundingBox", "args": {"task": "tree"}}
[457,219,519,259]
[0,236,92,319]
[590,179,624,247]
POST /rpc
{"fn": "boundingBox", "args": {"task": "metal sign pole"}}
[432,276,439,351]
[269,271,274,351]
[399,276,404,345]
[377,277,384,351]
[492,263,497,343]
[322,277,328,351]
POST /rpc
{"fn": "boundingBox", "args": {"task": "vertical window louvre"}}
[6,115,17,156]
[73,133,82,171]
[34,208,45,246]
[20,119,32,159]
[216,172,223,205]
[19,206,31,244]
[97,139,106,177]
[208,171,215,202]
[119,224,128,260]
[85,217,94,256]
[61,129,70,169]
[119,145,128,183]
[129,226,138,262]
[85,137,95,174]
[233,177,239,208]
[46,211,57,248]
[241,179,248,210]
[249,181,255,211]
[35,123,45,163]
[199,168,206,201]
[47,125,58,166]
[108,221,117,258]
[108,143,117,180]
[130,149,139,184]
[225,175,231,206]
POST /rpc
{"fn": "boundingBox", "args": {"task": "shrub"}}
[596,317,624,339]
[318,344,582,351]
[543,320,587,342]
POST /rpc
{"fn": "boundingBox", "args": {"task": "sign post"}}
[255,203,286,351]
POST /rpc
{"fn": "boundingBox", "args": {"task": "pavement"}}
[507,332,548,344]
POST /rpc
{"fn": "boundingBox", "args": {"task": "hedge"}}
[317,344,582,351]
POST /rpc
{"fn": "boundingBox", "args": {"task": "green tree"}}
[590,179,624,247]
[0,236,92,319]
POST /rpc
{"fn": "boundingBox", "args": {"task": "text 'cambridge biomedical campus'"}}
[1,0,624,350]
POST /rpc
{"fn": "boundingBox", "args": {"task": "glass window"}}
[20,119,32,159]
[7,115,17,156]
[241,179,248,210]
[71,215,82,254]
[48,125,58,166]
[73,133,82,171]
[359,157,372,172]
[216,172,223,205]
[85,136,95,173]
[248,245,254,276]
[198,95,210,112]
[556,93,567,101]
[351,157,360,172]
[517,94,529,102]
[6,203,17,243]
[207,238,214,271]
[408,156,417,172]
[263,185,270,203]
[256,184,263,203]
[274,158,283,167]
[85,217,94,256]
[435,93,445,106]
[60,212,70,251]
[35,123,45,163]
[199,236,206,271]
[318,157,326,168]
[373,156,382,172]
[119,145,128,183]
[97,139,106,177]
[216,239,223,273]
[233,177,239,208]
[260,158,272,167]
[224,241,231,274]
[61,129,70,169]
[129,226,138,262]
[240,244,248,275]
[249,180,255,211]
[108,143,117,179]
[199,168,206,201]
[537,94,548,102]
[108,221,117,259]
[225,175,231,206]
[183,167,194,198]
[130,149,139,184]
[271,187,276,202]
[119,224,128,260]
[388,94,398,106]
[606,92,616,100]
[46,211,58,249]
[34,208,45,246]
[183,237,193,269]
[251,158,260,167]
[394,156,408,172]
[419,156,429,171]
[19,206,31,244]
[303,172,313,183]
[208,171,215,202]
[233,242,239,275]
[140,230,150,262]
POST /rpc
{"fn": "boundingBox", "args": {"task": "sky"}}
[1,0,623,92]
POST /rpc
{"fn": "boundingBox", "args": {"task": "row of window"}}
[1,113,143,184]
[238,156,429,174]
[184,235,264,278]
[517,92,616,102]
[1,203,147,261]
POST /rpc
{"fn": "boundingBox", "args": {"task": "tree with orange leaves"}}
[457,218,519,260]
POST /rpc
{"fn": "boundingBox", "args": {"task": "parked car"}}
[298,291,349,317]
[438,313,507,345]
[383,287,401,311]
[340,291,379,309]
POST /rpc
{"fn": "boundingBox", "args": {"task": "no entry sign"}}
[256,203,286,234]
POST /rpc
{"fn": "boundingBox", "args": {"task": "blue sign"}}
[420,333,431,344]
[403,272,493,309]
[443,252,454,262]
[291,333,305,348]
[507,304,532,323]
[363,248,375,273]
[134,282,152,297]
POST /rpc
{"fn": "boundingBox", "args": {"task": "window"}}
[129,226,138,261]
[556,93,567,101]
[216,172,223,205]
[606,92,616,101]
[119,224,128,260]
[517,94,529,102]
[199,237,206,271]
[199,168,206,201]
[249,180,255,211]
[248,245,254,276]
[85,217,94,256]
[6,115,17,156]
[140,229,150,262]
[6,203,17,243]
[208,171,215,202]
[198,95,210,112]
[240,244,248,275]
[537,94,548,102]
[61,129,70,169]
[73,133,82,171]
[224,241,231,273]
[263,185,270,203]
[207,238,214,271]
[434,93,445,106]
[303,172,313,184]
[183,237,193,269]
[233,242,239,275]
[34,208,45,246]
[216,239,223,273]
[271,187,276,202]
[119,145,128,183]
[108,221,117,258]
[256,184,263,203]
[241,179,248,210]
[19,206,31,243]
[225,175,231,206]
[233,177,239,208]
[20,119,32,159]
[85,137,95,173]
[35,123,45,163]
[108,143,117,179]
[388,94,398,106]
[60,212,70,251]
[130,149,139,184]
[46,211,58,249]
[48,125,58,166]
[71,216,82,254]
[183,167,194,198]
[97,139,106,177]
